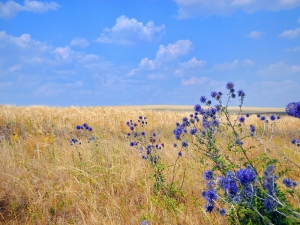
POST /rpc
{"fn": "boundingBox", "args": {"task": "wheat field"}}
[0,105,299,225]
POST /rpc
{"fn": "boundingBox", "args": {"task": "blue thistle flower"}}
[261,116,266,121]
[236,166,256,185]
[291,139,296,144]
[178,151,182,157]
[211,91,218,98]
[215,104,222,111]
[226,82,234,90]
[207,100,212,105]
[231,93,236,98]
[205,203,214,213]
[237,90,245,97]
[194,104,201,112]
[190,128,198,135]
[250,124,256,133]
[203,189,218,204]
[264,197,278,212]
[204,170,214,180]
[182,140,188,147]
[212,119,220,126]
[270,114,276,121]
[238,116,245,123]
[200,96,207,103]
[246,113,250,117]
[218,208,226,216]
[282,178,297,188]
[286,102,300,118]
[140,220,150,225]
[173,143,177,147]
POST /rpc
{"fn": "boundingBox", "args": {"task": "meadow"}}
[0,104,299,225]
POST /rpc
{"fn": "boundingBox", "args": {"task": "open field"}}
[0,105,299,224]
[98,105,286,114]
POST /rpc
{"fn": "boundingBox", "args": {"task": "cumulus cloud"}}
[0,0,60,19]
[70,37,89,48]
[175,57,206,76]
[257,62,300,76]
[214,59,254,70]
[181,76,211,86]
[129,40,194,76]
[95,15,165,45]
[247,31,264,39]
[286,46,300,52]
[173,0,300,18]
[279,27,300,38]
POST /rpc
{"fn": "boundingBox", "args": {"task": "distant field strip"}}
[103,105,286,114]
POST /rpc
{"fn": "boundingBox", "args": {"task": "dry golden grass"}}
[0,105,299,225]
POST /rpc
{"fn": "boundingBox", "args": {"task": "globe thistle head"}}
[211,91,218,98]
[246,113,250,117]
[194,104,201,112]
[178,151,182,157]
[226,82,234,90]
[182,140,188,147]
[238,116,245,123]
[237,90,245,97]
[203,189,218,204]
[204,170,214,180]
[261,116,266,121]
[212,119,220,127]
[264,197,278,212]
[207,100,212,105]
[250,124,256,132]
[282,178,297,188]
[205,203,214,213]
[200,96,207,103]
[270,114,276,121]
[190,128,198,135]
[236,166,256,185]
[218,208,226,216]
[140,220,150,225]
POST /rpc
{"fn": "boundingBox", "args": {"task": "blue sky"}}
[0,0,300,107]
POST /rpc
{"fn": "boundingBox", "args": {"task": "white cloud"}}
[129,40,193,76]
[257,62,300,76]
[0,0,60,19]
[286,46,300,52]
[175,57,206,76]
[279,27,300,38]
[173,0,300,18]
[181,76,210,86]
[214,59,254,70]
[247,31,264,39]
[54,46,73,60]
[0,82,12,89]
[35,81,84,96]
[8,64,22,72]
[95,15,165,45]
[70,37,89,48]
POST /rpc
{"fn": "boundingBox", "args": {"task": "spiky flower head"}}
[204,170,214,180]
[282,178,297,188]
[236,166,256,185]
[226,82,234,90]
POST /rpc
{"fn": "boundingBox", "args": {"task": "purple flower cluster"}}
[76,123,93,131]
[282,178,297,188]
[286,102,300,119]
[201,170,219,213]
[291,138,300,146]
[236,166,256,185]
